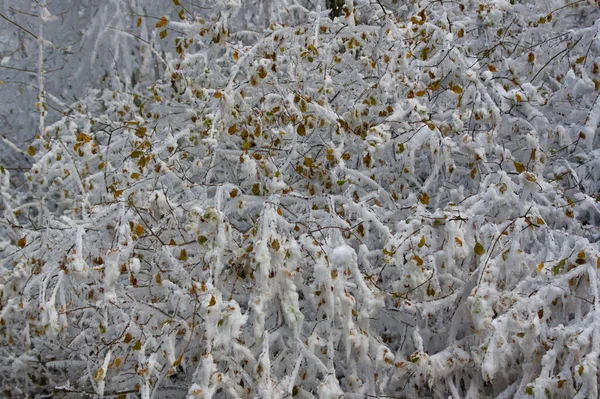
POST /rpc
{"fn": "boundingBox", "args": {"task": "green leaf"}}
[552,259,566,275]
[525,386,534,395]
[474,242,485,256]
[300,100,307,113]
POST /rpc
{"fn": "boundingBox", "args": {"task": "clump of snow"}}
[330,245,356,268]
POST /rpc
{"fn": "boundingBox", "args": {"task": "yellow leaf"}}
[28,146,37,156]
[452,85,463,94]
[230,188,238,198]
[597,257,600,269]
[135,224,145,236]
[304,157,313,167]
[257,66,267,79]
[455,237,463,247]
[528,53,535,63]
[525,172,536,182]
[77,133,92,142]
[135,126,147,138]
[173,355,182,367]
[297,123,306,136]
[132,340,142,350]
[271,239,280,252]
[173,0,181,5]
[124,333,132,343]
[326,148,335,162]
[159,29,168,40]
[426,285,435,296]
[137,17,142,27]
[537,262,544,272]
[576,56,586,64]
[156,17,168,28]
[474,242,485,256]
[419,192,429,205]
[513,161,525,173]
[457,28,464,38]
[565,208,574,218]
[208,295,216,307]
[418,236,426,248]
[488,64,496,72]
[93,368,104,381]
[414,255,423,265]
[17,237,26,248]
[180,249,187,261]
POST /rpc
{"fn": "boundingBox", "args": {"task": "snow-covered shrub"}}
[1,0,599,398]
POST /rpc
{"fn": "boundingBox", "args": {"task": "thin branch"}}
[0,12,38,39]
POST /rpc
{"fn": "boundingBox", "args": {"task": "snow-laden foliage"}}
[1,0,600,398]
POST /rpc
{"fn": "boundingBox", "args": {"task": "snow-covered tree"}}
[1,0,600,398]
